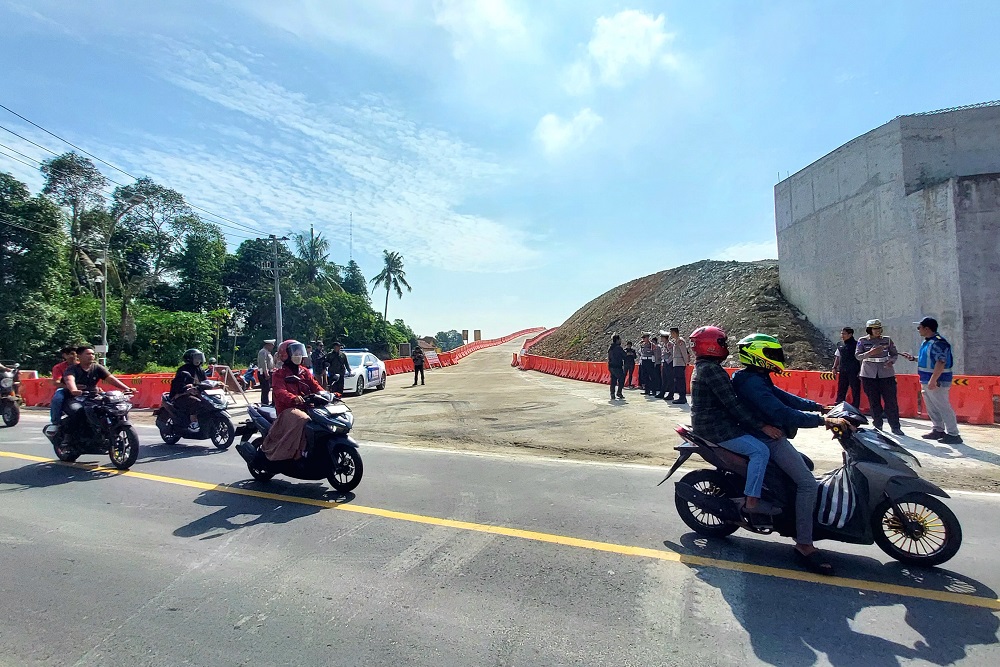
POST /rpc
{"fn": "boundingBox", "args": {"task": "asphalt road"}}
[1,409,999,667]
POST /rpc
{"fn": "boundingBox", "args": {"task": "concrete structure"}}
[775,102,1000,375]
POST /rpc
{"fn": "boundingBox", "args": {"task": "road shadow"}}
[0,460,118,491]
[665,532,999,666]
[135,442,228,465]
[173,480,356,540]
[885,427,1000,467]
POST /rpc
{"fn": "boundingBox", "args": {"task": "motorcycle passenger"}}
[689,326,783,516]
[62,346,133,424]
[731,333,852,576]
[169,349,210,429]
[255,339,324,462]
[49,346,78,425]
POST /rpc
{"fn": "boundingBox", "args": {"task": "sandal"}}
[795,548,835,576]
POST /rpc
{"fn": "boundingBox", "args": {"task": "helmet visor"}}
[762,347,785,365]
[191,352,205,366]
[287,343,307,360]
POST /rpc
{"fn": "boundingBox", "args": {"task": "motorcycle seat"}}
[257,405,277,422]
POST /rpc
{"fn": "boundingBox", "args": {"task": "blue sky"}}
[1,1,998,338]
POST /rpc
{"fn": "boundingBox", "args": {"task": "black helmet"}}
[183,348,205,366]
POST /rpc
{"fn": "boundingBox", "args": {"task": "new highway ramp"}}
[1,341,998,666]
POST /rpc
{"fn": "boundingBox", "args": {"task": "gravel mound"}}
[532,260,836,370]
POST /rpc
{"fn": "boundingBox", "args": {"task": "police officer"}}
[638,332,657,396]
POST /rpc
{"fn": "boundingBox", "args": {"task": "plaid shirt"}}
[690,359,765,443]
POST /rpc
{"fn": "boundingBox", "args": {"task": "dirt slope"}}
[532,260,836,369]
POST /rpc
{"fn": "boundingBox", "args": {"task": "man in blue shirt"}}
[908,317,962,444]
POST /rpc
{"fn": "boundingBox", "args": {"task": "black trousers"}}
[610,369,625,397]
[659,363,672,397]
[836,370,861,407]
[624,364,635,387]
[413,364,425,385]
[639,360,657,394]
[862,376,900,429]
[671,365,687,400]
[259,373,271,405]
[171,394,206,426]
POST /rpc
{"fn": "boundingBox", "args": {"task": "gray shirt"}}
[855,335,898,378]
[257,347,275,373]
[671,337,691,366]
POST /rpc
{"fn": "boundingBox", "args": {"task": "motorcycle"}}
[153,380,236,449]
[661,401,962,567]
[233,381,363,492]
[43,390,140,470]
[1,363,21,427]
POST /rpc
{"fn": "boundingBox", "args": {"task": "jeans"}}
[764,437,819,545]
[836,370,861,407]
[921,383,960,436]
[50,388,67,423]
[862,376,900,429]
[717,434,769,498]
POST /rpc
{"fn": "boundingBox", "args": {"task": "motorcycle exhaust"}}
[42,424,60,446]
[675,482,741,522]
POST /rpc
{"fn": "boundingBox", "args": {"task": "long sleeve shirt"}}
[671,338,691,367]
[690,360,766,443]
[855,335,898,379]
[257,347,275,374]
[732,368,823,440]
[271,365,324,414]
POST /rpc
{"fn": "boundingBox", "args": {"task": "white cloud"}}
[533,108,603,157]
[433,0,529,59]
[565,9,677,94]
[121,46,543,273]
[712,240,779,262]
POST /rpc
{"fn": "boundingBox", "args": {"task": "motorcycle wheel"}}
[109,426,140,470]
[674,469,739,538]
[1,401,19,427]
[159,418,182,445]
[54,440,80,462]
[209,417,236,450]
[327,445,363,492]
[873,493,962,567]
[247,437,275,482]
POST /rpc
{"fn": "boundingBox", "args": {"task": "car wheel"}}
[378,373,386,390]
[356,377,365,396]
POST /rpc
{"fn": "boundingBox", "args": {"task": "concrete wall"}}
[775,105,1000,376]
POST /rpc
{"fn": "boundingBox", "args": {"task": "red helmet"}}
[276,339,307,363]
[689,326,728,358]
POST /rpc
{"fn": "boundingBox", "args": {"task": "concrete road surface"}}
[1,339,999,666]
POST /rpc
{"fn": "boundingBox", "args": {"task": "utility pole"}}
[258,234,290,343]
[349,212,353,261]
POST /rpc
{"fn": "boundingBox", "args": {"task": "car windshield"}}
[345,354,364,367]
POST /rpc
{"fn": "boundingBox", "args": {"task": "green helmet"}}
[737,333,785,372]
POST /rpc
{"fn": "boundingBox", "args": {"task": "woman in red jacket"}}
[259,339,324,461]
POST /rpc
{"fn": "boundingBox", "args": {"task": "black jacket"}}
[837,338,861,373]
[170,363,207,398]
[607,343,626,372]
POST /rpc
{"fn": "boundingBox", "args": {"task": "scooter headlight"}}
[0,377,11,389]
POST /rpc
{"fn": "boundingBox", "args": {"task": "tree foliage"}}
[369,249,411,321]
[434,330,465,351]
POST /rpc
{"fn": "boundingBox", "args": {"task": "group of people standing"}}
[256,339,351,406]
[607,328,691,402]
[831,317,962,444]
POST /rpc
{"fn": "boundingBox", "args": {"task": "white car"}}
[342,349,386,395]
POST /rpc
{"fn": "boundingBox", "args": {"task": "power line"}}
[0,146,42,171]
[0,105,272,237]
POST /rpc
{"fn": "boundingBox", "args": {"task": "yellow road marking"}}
[2,449,998,611]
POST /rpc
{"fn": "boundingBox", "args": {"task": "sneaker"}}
[921,430,946,440]
[939,434,964,444]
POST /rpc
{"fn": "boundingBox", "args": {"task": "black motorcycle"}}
[154,380,236,449]
[43,390,140,470]
[234,387,363,492]
[1,362,20,427]
[662,401,962,567]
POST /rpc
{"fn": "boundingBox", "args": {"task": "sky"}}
[1,1,999,339]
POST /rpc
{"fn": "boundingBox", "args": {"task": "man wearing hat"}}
[656,331,672,399]
[638,332,658,395]
[257,339,276,405]
[904,317,962,444]
[854,319,904,435]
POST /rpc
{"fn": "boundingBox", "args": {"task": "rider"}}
[169,348,209,429]
[240,339,324,463]
[689,326,783,516]
[61,346,134,423]
[731,333,852,576]
[49,346,78,425]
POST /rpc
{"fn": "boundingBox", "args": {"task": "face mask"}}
[291,355,304,365]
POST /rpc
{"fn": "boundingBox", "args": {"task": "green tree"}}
[39,152,109,292]
[293,226,343,291]
[369,250,411,321]
[434,330,464,351]
[341,259,369,301]
[176,225,227,311]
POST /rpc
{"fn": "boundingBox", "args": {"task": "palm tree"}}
[369,250,411,320]
[293,226,343,291]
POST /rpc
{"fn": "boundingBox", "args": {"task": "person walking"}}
[905,317,963,444]
[656,332,672,399]
[666,327,691,404]
[638,333,656,395]
[607,334,626,400]
[257,339,276,406]
[411,345,426,386]
[326,341,351,394]
[623,341,637,388]
[855,319,904,435]
[832,327,862,407]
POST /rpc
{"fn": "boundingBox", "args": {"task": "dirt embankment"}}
[532,260,836,370]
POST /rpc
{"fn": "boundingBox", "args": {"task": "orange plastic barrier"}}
[943,377,1000,425]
